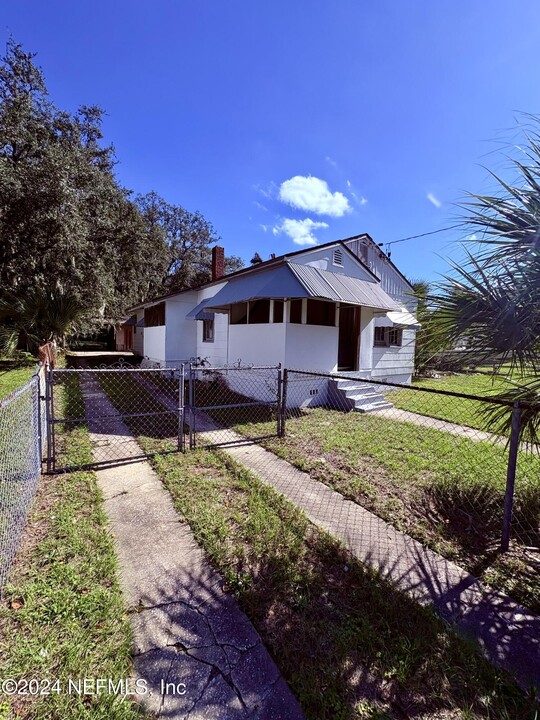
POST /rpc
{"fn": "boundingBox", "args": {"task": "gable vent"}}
[332,248,343,267]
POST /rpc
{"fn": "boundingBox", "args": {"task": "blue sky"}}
[3,1,540,281]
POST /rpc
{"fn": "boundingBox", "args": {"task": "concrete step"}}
[330,378,394,413]
[353,401,394,413]
[335,380,380,392]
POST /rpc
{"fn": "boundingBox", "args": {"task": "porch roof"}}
[287,263,400,311]
[192,262,400,315]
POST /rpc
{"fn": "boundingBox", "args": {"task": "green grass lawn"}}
[89,371,539,716]
[235,409,540,615]
[138,442,537,720]
[0,355,37,401]
[389,371,538,431]
[0,377,143,720]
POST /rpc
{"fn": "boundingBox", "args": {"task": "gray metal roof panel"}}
[287,263,400,311]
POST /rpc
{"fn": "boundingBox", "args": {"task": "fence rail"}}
[1,362,539,604]
[282,369,539,567]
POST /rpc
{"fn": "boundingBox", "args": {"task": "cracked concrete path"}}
[224,440,540,691]
[126,375,540,690]
[79,373,304,719]
[374,406,539,454]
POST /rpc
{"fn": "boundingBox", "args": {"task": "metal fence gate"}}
[186,364,283,449]
[46,365,185,472]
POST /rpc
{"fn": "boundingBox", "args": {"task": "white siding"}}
[358,307,374,371]
[290,244,377,283]
[285,323,338,372]
[371,327,416,384]
[143,326,166,365]
[132,311,144,355]
[344,237,415,308]
[165,293,198,364]
[228,323,286,367]
[196,311,228,366]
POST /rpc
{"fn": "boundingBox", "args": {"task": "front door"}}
[124,325,133,351]
[338,305,359,371]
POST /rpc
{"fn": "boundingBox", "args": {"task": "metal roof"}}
[196,262,399,313]
[287,263,400,311]
[186,299,216,320]
[198,265,307,310]
[386,308,421,329]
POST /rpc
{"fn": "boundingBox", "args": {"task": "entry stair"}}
[330,376,394,413]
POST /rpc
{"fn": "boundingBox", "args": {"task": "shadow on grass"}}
[145,448,539,720]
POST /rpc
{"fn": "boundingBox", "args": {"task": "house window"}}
[306,299,335,326]
[374,327,403,347]
[144,302,165,327]
[289,299,302,324]
[273,299,284,323]
[249,299,270,324]
[202,318,214,342]
[230,302,248,325]
[388,328,403,346]
[333,248,343,267]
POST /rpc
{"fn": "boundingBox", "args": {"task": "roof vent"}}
[332,248,343,267]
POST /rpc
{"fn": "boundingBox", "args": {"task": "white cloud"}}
[346,180,367,207]
[278,175,351,217]
[253,200,268,212]
[260,224,269,233]
[325,155,338,168]
[272,218,329,246]
[253,182,277,200]
[427,192,442,208]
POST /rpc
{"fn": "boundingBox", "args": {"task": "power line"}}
[384,223,463,247]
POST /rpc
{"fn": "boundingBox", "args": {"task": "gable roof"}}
[128,233,401,311]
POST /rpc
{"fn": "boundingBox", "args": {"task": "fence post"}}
[35,365,43,463]
[276,364,282,437]
[280,368,288,438]
[501,400,521,552]
[189,362,195,450]
[178,364,185,452]
[45,363,53,473]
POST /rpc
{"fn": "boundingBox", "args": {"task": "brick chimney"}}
[212,245,225,280]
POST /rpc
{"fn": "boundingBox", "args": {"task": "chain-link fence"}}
[0,368,44,588]
[47,367,184,472]
[276,368,540,612]
[186,364,282,448]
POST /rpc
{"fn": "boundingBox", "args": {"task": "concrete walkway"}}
[225,441,540,691]
[375,406,539,454]
[80,374,304,719]
[126,376,540,690]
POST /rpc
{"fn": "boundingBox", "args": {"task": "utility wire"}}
[385,223,463,247]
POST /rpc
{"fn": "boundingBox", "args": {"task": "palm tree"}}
[431,116,540,442]
[0,287,87,356]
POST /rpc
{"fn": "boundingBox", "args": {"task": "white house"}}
[122,234,419,392]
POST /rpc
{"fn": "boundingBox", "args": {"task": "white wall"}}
[371,326,416,384]
[358,307,374,371]
[143,326,166,365]
[165,293,198,364]
[132,311,144,355]
[291,244,377,283]
[285,323,338,372]
[228,322,286,367]
[196,312,228,366]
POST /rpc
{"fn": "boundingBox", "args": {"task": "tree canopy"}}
[136,192,242,293]
[0,40,243,347]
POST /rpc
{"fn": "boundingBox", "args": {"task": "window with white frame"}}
[202,318,214,342]
[374,327,402,347]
